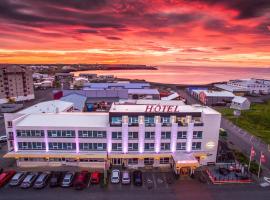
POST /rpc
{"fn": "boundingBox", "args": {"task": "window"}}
[128,116,138,125]
[193,131,203,139]
[177,131,187,139]
[112,132,122,139]
[128,132,138,139]
[144,158,154,165]
[78,130,106,138]
[145,132,155,139]
[192,142,201,150]
[176,142,186,150]
[128,143,138,151]
[161,117,170,123]
[79,143,106,151]
[16,130,45,137]
[160,157,170,164]
[18,142,45,150]
[144,143,155,151]
[161,143,170,150]
[111,117,122,125]
[128,158,138,165]
[144,116,155,126]
[7,121,12,128]
[48,130,75,138]
[161,132,171,139]
[48,142,76,150]
[112,143,122,151]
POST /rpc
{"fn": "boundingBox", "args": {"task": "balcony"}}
[162,123,172,127]
[110,122,122,127]
[145,123,155,127]
[128,122,139,127]
[193,122,204,126]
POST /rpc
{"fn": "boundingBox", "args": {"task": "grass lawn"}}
[217,100,270,144]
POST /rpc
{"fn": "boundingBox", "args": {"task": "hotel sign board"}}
[145,104,180,113]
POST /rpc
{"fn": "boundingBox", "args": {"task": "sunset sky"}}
[0,0,270,67]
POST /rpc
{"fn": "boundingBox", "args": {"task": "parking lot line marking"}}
[152,173,157,189]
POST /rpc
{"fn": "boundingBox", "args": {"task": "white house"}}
[230,96,251,110]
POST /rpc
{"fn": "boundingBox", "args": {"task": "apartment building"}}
[0,66,35,104]
[4,101,221,175]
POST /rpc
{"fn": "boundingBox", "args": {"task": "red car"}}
[90,171,100,184]
[73,171,89,190]
[0,170,16,187]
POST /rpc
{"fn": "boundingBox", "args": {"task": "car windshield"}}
[12,173,23,180]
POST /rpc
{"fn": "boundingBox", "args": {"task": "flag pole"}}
[257,152,262,178]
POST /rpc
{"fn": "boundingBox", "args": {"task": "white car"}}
[111,169,120,184]
[0,135,7,144]
[121,171,131,185]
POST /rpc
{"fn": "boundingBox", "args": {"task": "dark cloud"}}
[106,36,122,40]
[214,47,232,51]
[187,0,270,19]
[182,48,211,53]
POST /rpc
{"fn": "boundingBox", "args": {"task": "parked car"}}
[0,170,16,187]
[73,171,89,190]
[90,171,100,184]
[9,172,28,187]
[111,169,120,184]
[0,135,7,144]
[61,172,75,187]
[133,170,143,186]
[33,172,50,189]
[121,171,131,185]
[49,171,63,187]
[20,172,39,189]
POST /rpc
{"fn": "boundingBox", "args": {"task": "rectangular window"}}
[128,143,138,151]
[7,121,12,128]
[144,158,154,165]
[177,131,187,139]
[49,142,76,150]
[176,142,186,150]
[18,142,45,150]
[193,131,203,139]
[145,132,155,139]
[111,117,122,125]
[112,132,122,139]
[160,157,170,164]
[128,116,138,125]
[112,143,122,151]
[161,117,171,123]
[161,132,171,139]
[128,132,138,139]
[161,143,170,150]
[144,143,155,151]
[128,158,138,165]
[192,142,202,150]
[48,130,75,138]
[144,116,155,126]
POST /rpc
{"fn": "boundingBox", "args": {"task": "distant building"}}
[230,96,251,110]
[83,82,150,90]
[73,77,89,87]
[79,73,97,80]
[0,66,35,104]
[128,89,160,100]
[34,80,53,89]
[60,93,87,112]
[55,73,74,83]
[198,90,235,106]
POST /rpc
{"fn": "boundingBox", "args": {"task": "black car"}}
[49,171,63,187]
[133,170,143,186]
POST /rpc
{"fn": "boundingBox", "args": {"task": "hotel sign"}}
[145,104,180,113]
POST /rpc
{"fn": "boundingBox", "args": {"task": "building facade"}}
[0,66,35,104]
[4,102,221,175]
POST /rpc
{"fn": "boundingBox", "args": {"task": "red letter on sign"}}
[167,105,173,112]
[145,105,153,112]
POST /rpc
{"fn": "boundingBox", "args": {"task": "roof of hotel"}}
[110,103,219,114]
[127,89,159,95]
[16,112,109,128]
[60,93,87,111]
[232,96,249,104]
[18,100,74,114]
[120,99,185,106]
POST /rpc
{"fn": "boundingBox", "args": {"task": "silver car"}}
[61,172,74,187]
[111,169,120,184]
[33,172,50,189]
[121,171,131,185]
[20,172,39,189]
[9,172,27,187]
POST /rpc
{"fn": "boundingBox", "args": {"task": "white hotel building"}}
[4,100,221,175]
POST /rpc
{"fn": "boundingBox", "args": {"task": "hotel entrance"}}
[180,167,191,176]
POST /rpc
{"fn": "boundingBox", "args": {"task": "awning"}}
[108,153,171,159]
[172,153,199,168]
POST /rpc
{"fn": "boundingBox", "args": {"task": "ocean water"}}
[73,66,270,85]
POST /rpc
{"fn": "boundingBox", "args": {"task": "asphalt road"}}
[0,179,270,200]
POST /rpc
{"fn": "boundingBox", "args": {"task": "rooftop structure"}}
[60,93,87,112]
[83,82,150,89]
